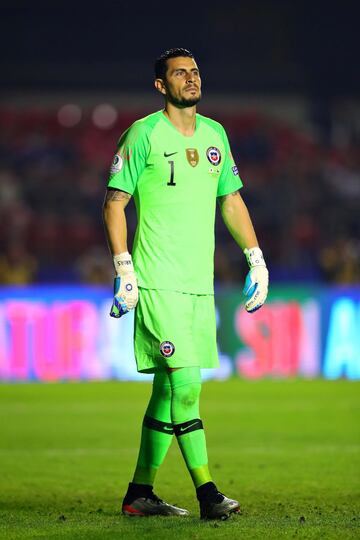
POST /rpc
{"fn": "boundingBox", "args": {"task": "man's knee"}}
[172,382,201,411]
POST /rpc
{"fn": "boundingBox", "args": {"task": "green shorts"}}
[134,287,219,373]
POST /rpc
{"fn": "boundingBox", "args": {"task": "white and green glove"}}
[110,252,139,318]
[243,247,269,313]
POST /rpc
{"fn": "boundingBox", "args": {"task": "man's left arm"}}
[218,190,269,313]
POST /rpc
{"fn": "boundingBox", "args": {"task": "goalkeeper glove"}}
[243,247,269,313]
[110,252,138,318]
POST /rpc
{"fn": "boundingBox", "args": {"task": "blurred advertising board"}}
[0,285,359,381]
[217,285,360,380]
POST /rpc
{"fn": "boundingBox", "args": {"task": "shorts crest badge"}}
[186,148,199,167]
[160,341,175,358]
[206,147,221,166]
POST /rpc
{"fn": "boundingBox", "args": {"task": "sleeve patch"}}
[110,152,124,174]
[232,165,239,176]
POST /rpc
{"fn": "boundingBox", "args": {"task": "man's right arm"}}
[102,188,132,256]
[103,121,149,316]
[102,188,138,318]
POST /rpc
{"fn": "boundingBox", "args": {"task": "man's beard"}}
[167,88,202,108]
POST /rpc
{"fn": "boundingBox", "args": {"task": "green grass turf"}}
[0,379,359,540]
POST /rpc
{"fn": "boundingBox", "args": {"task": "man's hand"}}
[243,247,269,313]
[110,252,138,318]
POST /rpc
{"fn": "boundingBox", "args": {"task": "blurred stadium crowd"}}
[0,102,359,286]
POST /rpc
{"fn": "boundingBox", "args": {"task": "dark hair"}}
[154,48,194,79]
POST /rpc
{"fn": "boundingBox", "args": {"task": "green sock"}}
[132,370,173,485]
[168,367,212,488]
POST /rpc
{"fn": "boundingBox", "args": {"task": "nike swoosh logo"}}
[179,422,199,432]
[164,151,178,157]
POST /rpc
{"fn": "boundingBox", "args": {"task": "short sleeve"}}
[107,121,150,195]
[217,126,243,197]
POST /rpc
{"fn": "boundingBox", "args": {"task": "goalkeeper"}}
[102,48,269,520]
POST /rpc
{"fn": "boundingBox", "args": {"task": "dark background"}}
[1,1,359,96]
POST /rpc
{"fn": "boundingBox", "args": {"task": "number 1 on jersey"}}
[167,160,176,186]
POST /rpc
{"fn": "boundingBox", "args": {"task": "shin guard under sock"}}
[168,367,212,488]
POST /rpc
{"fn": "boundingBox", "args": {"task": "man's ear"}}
[154,78,166,96]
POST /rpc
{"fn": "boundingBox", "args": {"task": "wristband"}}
[243,247,266,268]
[113,252,134,276]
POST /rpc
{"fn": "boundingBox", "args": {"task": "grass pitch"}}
[0,379,359,540]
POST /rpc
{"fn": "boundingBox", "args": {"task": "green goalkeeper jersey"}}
[107,110,243,294]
